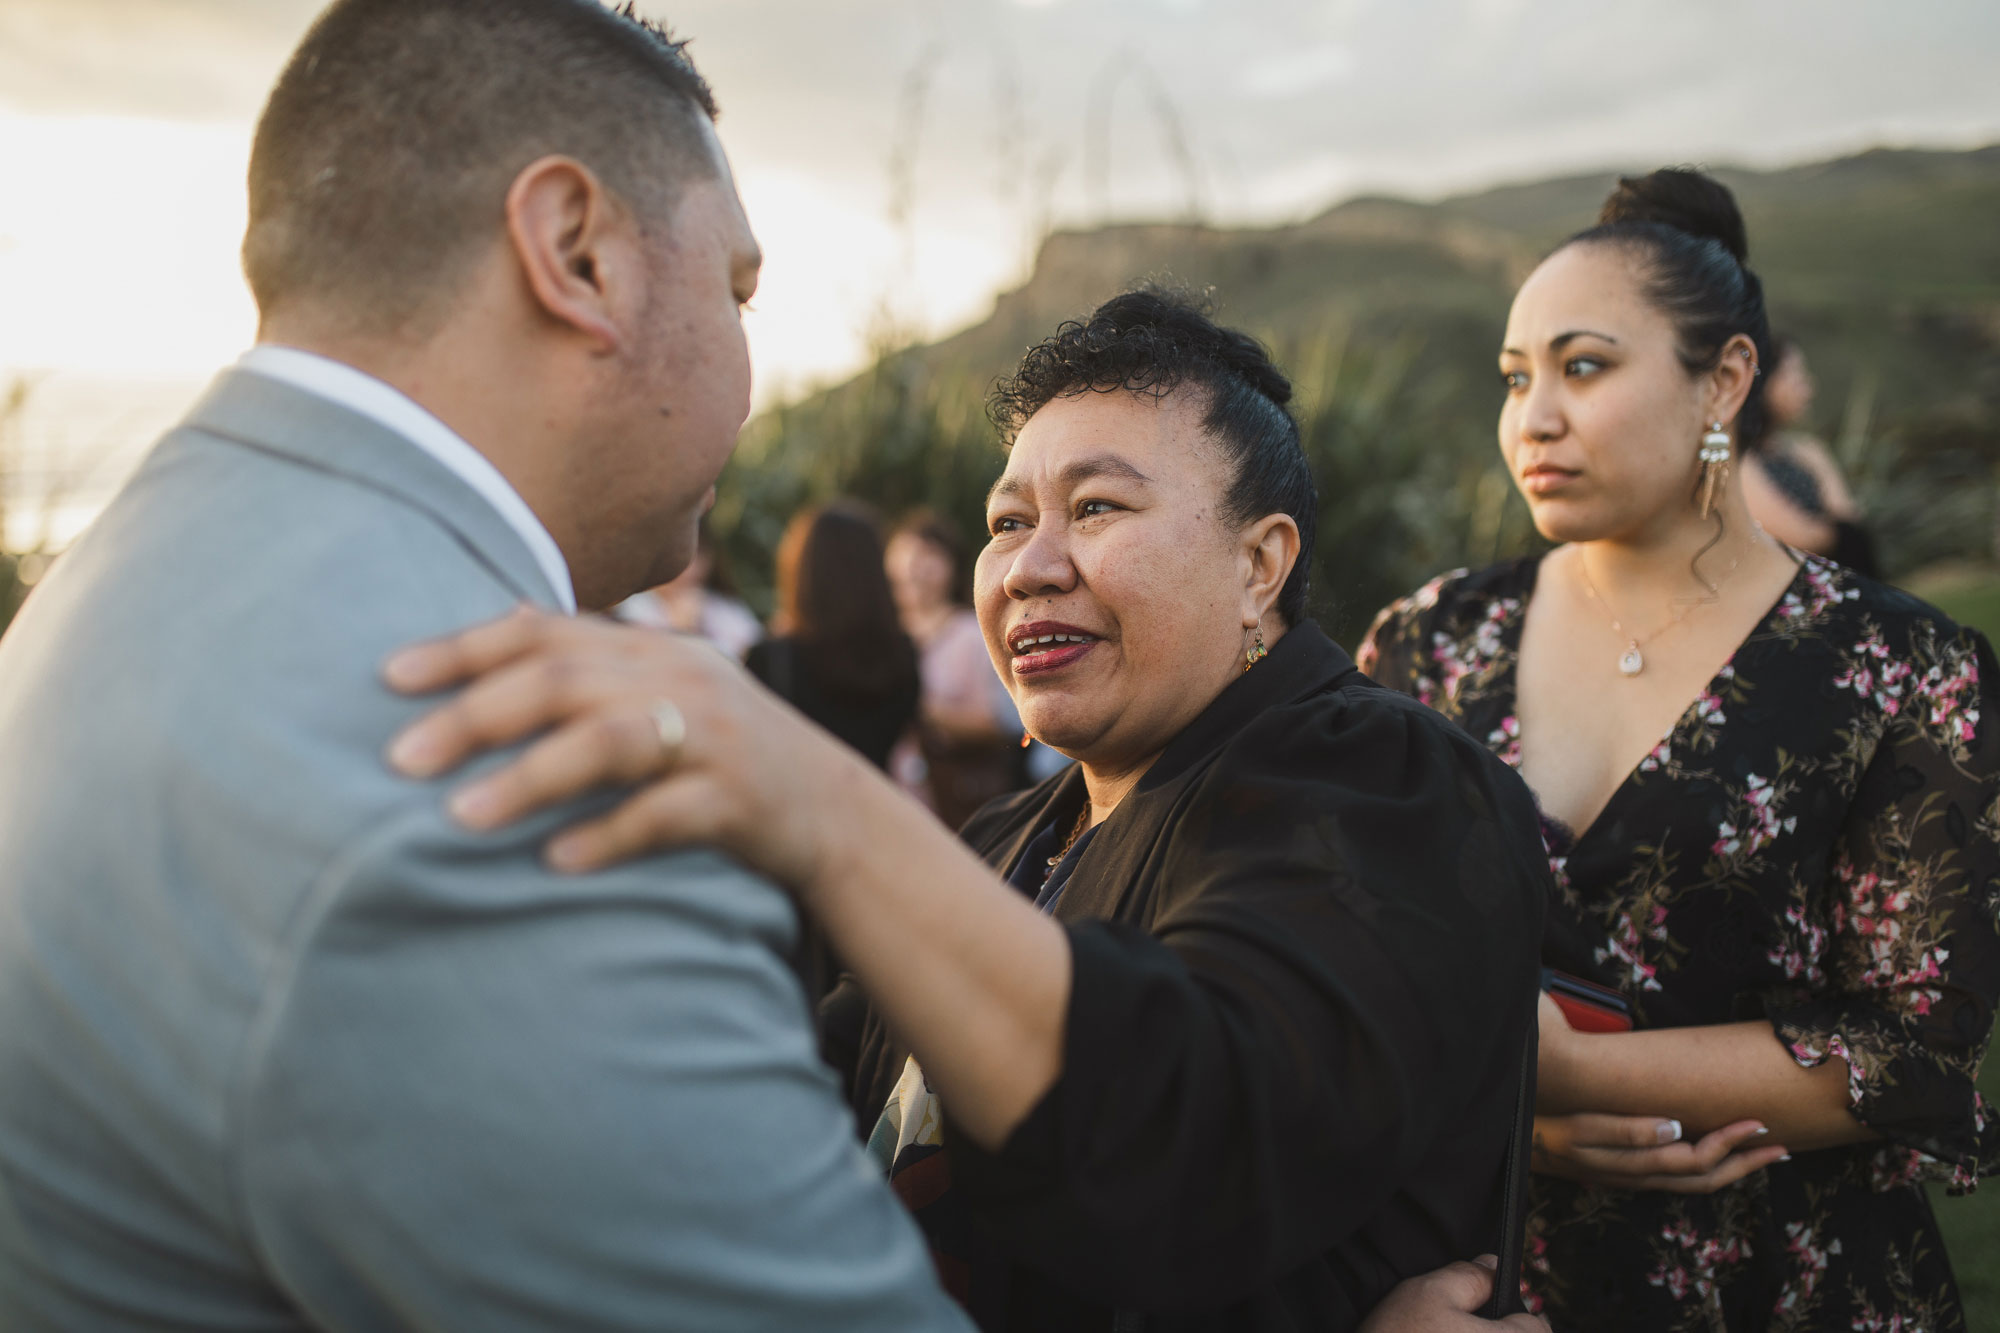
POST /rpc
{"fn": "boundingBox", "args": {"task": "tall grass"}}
[714,323,1547,643]
[713,314,1996,647]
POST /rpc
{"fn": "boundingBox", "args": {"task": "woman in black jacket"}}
[385,291,1554,1332]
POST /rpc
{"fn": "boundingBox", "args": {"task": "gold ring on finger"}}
[648,699,687,769]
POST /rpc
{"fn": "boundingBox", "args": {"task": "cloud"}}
[4,0,1998,397]
[0,1,316,121]
[1238,44,1358,101]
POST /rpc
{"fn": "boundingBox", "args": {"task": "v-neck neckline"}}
[1498,548,1812,854]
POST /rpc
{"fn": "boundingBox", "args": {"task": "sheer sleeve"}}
[1765,622,2000,1191]
[1354,569,1466,705]
[942,689,1547,1308]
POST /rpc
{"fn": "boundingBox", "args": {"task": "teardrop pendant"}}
[1618,645,1645,677]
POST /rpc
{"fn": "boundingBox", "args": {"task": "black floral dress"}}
[1358,553,2000,1333]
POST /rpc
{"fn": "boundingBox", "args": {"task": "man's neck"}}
[251,320,589,605]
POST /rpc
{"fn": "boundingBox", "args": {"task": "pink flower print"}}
[1765,904,1828,985]
[1835,859,1951,1011]
[1788,1032,1869,1110]
[1648,1215,1750,1304]
[1407,570,1463,615]
[1834,631,1918,718]
[1426,594,1519,706]
[1869,1148,1927,1192]
[1910,647,1982,744]
[1429,631,1470,703]
[1597,906,1667,992]
[1770,1224,1841,1318]
[1775,559,1858,625]
[1711,774,1795,863]
[1487,715,1521,768]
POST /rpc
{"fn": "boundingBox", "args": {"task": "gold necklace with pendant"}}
[1576,547,1746,678]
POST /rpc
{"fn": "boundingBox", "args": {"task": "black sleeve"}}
[817,974,872,1110]
[743,639,776,690]
[944,690,1548,1308]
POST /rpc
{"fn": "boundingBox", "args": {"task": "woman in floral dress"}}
[1361,168,2000,1331]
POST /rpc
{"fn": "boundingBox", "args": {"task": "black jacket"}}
[831,622,1550,1332]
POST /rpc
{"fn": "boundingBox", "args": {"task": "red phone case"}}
[1542,968,1634,1033]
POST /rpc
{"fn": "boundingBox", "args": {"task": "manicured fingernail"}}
[1753,1126,1771,1136]
[387,728,440,775]
[1778,1152,1792,1162]
[382,647,433,689]
[1473,1254,1499,1271]
[547,836,591,872]
[1657,1119,1683,1144]
[448,784,499,828]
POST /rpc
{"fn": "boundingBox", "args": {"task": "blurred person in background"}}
[747,501,919,773]
[1741,335,1879,575]
[614,513,763,657]
[886,510,1031,825]
[1362,168,2000,1330]
[386,290,1552,1331]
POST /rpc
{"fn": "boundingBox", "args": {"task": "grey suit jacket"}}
[0,370,969,1331]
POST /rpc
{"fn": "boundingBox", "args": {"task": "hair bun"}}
[1216,341,1294,407]
[1598,168,1748,264]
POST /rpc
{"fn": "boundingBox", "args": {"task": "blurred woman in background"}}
[1362,168,2000,1330]
[746,502,918,773]
[1740,335,1879,575]
[885,511,1028,825]
[615,516,764,659]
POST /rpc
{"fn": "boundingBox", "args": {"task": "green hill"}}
[720,144,2000,638]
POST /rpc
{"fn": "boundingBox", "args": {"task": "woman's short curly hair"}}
[988,287,1318,624]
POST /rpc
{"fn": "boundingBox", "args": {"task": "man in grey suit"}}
[0,1,968,1327]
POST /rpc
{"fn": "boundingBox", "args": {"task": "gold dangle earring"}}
[1698,421,1732,520]
[1244,627,1268,672]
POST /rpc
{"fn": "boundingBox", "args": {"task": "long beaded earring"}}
[1698,422,1732,520]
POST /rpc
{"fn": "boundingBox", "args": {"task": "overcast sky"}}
[4,0,1998,409]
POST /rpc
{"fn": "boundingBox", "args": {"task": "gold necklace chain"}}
[1575,544,1748,678]
[1046,801,1094,871]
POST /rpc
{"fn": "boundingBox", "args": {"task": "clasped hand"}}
[1531,994,1787,1193]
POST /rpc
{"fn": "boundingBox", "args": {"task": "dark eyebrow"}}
[1500,329,1619,358]
[987,453,1155,506]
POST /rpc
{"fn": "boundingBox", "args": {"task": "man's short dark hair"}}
[989,288,1319,625]
[243,0,719,336]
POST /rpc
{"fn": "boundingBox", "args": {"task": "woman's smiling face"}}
[976,388,1262,774]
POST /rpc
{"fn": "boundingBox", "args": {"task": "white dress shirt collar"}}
[234,345,576,613]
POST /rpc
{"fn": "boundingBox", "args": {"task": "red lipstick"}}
[1007,619,1101,677]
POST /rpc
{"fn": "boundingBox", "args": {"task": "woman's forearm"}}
[1540,1019,1878,1151]
[804,745,1071,1151]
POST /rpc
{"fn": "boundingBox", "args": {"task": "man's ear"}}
[503,154,630,354]
[1240,513,1301,627]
